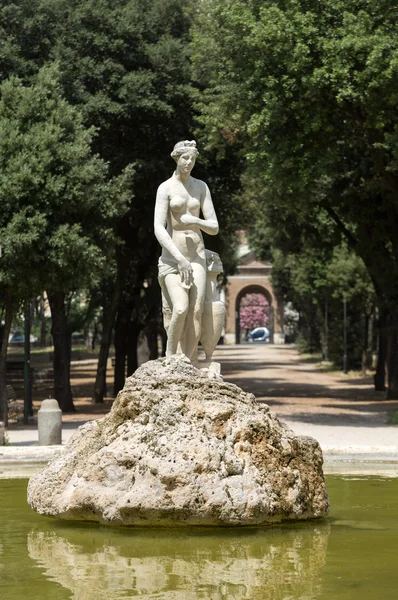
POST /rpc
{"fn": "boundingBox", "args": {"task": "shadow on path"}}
[214,344,398,430]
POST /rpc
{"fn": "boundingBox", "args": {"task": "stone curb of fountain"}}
[1,444,398,478]
[323,446,398,476]
[0,446,63,479]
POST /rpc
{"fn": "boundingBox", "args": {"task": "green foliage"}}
[249,191,375,364]
[277,243,375,366]
[51,0,200,325]
[0,0,56,81]
[0,0,246,293]
[0,0,195,278]
[387,411,398,425]
[193,0,398,378]
[0,64,130,300]
[192,0,398,306]
[51,0,194,172]
[327,245,374,304]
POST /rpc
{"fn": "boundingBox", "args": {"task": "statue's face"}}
[177,151,196,174]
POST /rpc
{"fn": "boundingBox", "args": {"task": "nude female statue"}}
[154,140,220,361]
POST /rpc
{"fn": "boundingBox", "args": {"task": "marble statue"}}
[154,140,225,365]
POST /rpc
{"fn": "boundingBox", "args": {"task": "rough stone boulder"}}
[28,357,330,526]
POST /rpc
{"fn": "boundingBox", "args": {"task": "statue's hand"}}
[180,214,198,226]
[178,258,193,289]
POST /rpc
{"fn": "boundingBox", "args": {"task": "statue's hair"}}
[171,140,199,161]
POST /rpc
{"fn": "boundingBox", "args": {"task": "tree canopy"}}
[0,64,131,415]
[192,0,398,396]
[0,65,129,298]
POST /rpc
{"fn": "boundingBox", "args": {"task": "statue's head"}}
[171,140,199,162]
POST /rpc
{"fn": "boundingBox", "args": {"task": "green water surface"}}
[0,476,397,599]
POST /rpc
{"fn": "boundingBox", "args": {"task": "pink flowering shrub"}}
[239,293,269,331]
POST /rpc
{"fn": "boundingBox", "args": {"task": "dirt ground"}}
[7,348,115,425]
[215,344,398,428]
[7,343,398,429]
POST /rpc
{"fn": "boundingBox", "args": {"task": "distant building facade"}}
[223,246,285,345]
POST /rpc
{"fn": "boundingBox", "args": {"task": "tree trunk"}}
[319,301,329,361]
[387,318,398,399]
[127,321,140,376]
[324,300,329,362]
[374,310,387,392]
[143,285,163,360]
[113,308,128,395]
[48,291,75,412]
[0,291,14,427]
[39,294,47,347]
[92,294,118,403]
[147,325,159,361]
[160,327,167,357]
[361,313,370,376]
[144,309,160,361]
[91,320,98,350]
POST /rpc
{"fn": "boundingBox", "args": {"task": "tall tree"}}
[0,0,196,396]
[0,65,130,418]
[0,0,248,403]
[53,0,198,392]
[192,0,398,397]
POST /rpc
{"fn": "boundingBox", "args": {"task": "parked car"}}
[71,332,86,345]
[8,331,24,344]
[8,331,38,344]
[247,327,270,343]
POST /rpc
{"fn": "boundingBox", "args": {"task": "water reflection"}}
[28,522,330,599]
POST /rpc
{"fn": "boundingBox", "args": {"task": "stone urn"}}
[200,250,226,362]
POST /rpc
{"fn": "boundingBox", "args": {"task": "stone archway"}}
[223,249,285,344]
[235,285,273,344]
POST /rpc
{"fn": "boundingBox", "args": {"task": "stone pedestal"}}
[28,357,329,526]
[38,399,62,445]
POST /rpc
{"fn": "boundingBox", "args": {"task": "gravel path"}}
[213,344,398,451]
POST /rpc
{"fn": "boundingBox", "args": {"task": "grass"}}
[300,352,344,372]
[317,361,340,373]
[7,345,101,369]
[298,351,378,378]
[8,344,99,357]
[387,411,398,425]
[299,353,323,364]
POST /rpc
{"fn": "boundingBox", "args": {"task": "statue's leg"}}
[163,273,189,356]
[183,261,206,360]
[160,286,172,334]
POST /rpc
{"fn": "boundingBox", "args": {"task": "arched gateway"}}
[223,250,285,344]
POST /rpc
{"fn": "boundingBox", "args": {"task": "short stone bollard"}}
[0,421,4,445]
[38,399,62,445]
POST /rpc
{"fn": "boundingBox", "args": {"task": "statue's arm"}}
[154,183,183,261]
[180,183,219,235]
